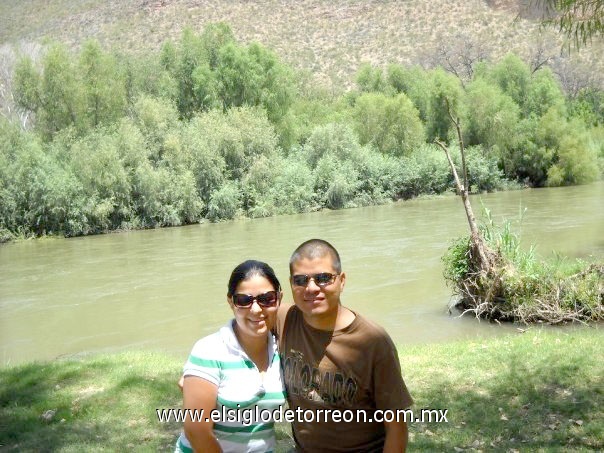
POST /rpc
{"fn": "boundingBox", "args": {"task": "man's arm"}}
[383,420,408,452]
[371,330,413,452]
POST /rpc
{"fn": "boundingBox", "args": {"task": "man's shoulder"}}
[277,302,296,321]
[275,302,297,341]
[352,312,392,339]
[348,311,398,351]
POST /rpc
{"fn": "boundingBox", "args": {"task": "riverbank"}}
[1,328,602,451]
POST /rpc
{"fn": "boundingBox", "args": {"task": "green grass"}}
[403,328,603,451]
[1,329,602,451]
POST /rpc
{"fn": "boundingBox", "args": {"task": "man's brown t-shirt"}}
[277,304,413,452]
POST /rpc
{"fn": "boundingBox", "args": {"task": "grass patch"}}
[1,329,602,451]
[403,328,603,451]
[0,352,182,451]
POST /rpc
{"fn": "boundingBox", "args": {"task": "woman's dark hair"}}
[227,260,281,296]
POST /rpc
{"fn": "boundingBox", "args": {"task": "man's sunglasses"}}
[232,291,279,308]
[292,273,339,288]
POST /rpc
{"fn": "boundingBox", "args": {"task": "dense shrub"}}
[303,123,361,167]
[207,181,242,221]
[387,64,432,123]
[353,92,424,156]
[356,63,389,93]
[463,79,520,153]
[269,157,317,214]
[2,28,601,240]
[524,68,566,118]
[484,53,531,109]
[426,68,464,142]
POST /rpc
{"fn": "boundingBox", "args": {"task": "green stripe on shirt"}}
[214,427,275,443]
[217,391,287,409]
[213,422,274,433]
[178,438,193,453]
[188,355,255,369]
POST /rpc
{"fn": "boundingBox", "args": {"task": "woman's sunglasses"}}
[292,272,339,288]
[232,291,279,308]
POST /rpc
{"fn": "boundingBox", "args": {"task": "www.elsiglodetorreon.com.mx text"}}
[157,406,449,425]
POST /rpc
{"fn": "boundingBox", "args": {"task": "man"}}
[177,239,413,451]
[277,238,413,452]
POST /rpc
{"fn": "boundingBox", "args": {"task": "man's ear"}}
[339,272,346,292]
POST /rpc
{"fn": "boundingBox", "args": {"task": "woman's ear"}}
[277,291,283,305]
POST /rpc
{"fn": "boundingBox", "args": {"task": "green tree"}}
[131,95,179,163]
[121,51,178,102]
[303,123,362,168]
[269,157,316,214]
[68,129,131,230]
[356,63,388,93]
[191,107,278,181]
[171,28,208,118]
[568,87,604,125]
[426,69,464,142]
[546,120,600,185]
[191,63,220,110]
[525,68,566,117]
[463,79,520,153]
[37,44,86,138]
[353,92,425,156]
[241,155,282,217]
[13,56,41,113]
[178,116,226,204]
[79,40,127,128]
[485,53,531,110]
[216,42,294,123]
[276,93,347,149]
[207,181,242,221]
[387,64,432,123]
[200,22,236,69]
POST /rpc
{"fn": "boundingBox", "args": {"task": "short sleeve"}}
[373,335,413,411]
[275,303,295,347]
[182,336,221,386]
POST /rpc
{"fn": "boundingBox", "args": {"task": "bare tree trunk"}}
[434,100,493,274]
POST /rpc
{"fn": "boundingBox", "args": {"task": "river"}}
[1,182,602,365]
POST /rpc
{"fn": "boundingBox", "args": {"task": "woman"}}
[176,260,285,453]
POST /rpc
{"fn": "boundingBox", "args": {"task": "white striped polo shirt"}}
[176,320,286,453]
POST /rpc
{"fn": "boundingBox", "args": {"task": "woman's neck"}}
[233,323,269,371]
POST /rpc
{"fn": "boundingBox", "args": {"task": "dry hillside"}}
[1,0,603,88]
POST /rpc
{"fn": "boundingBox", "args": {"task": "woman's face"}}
[228,275,280,340]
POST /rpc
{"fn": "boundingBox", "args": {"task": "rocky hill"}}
[1,0,602,88]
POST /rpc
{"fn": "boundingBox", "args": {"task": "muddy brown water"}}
[1,182,602,365]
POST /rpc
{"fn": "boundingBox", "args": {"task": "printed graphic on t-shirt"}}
[283,349,358,406]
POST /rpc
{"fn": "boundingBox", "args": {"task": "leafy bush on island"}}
[443,211,604,324]
[0,24,603,241]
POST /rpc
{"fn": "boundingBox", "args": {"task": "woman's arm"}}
[183,376,222,453]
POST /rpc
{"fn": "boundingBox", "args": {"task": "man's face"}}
[290,254,345,320]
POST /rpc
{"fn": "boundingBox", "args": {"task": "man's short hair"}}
[289,239,342,274]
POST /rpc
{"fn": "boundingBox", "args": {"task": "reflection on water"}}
[1,182,602,365]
